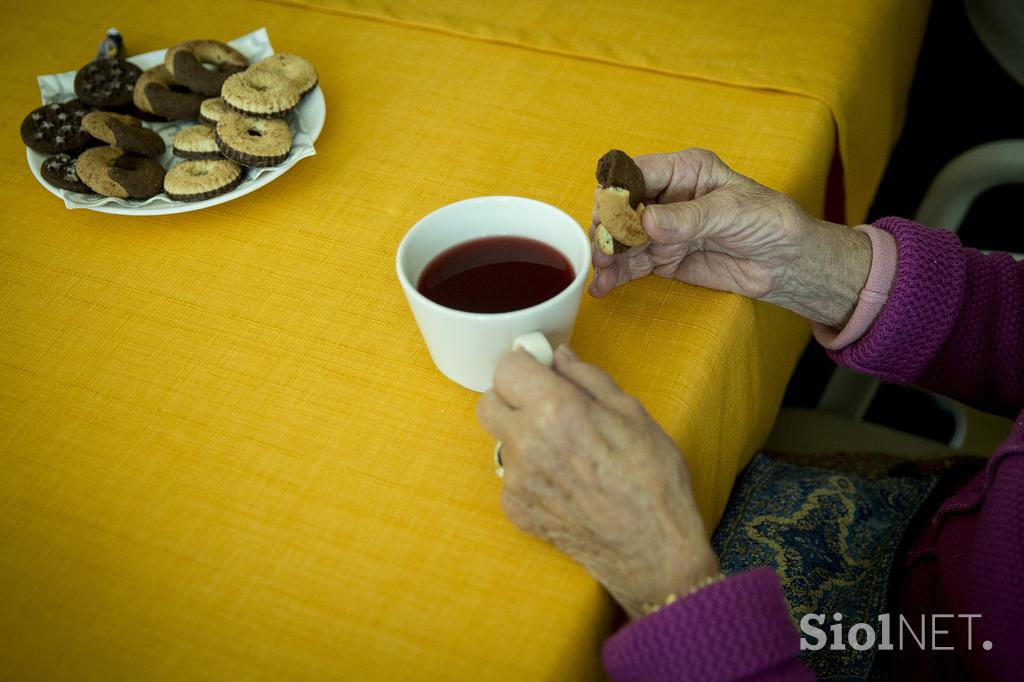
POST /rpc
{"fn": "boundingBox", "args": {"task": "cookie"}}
[40,153,93,194]
[164,158,243,202]
[74,58,142,109]
[165,40,248,97]
[594,188,648,255]
[597,149,645,209]
[173,125,221,160]
[215,112,292,167]
[82,111,165,157]
[20,101,92,154]
[133,65,205,120]
[199,97,229,126]
[250,53,318,97]
[594,223,631,255]
[77,146,165,199]
[221,69,300,118]
[594,150,649,255]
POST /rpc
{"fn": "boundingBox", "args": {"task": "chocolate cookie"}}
[133,65,205,121]
[596,149,645,209]
[77,146,165,199]
[74,58,142,109]
[221,69,300,118]
[165,40,248,97]
[82,111,166,157]
[164,158,243,201]
[20,100,92,154]
[594,150,649,255]
[215,112,292,167]
[172,125,220,160]
[40,153,93,193]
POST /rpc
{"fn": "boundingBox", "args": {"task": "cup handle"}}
[511,331,554,368]
[494,331,553,479]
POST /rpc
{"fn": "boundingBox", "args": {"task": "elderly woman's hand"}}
[589,148,872,329]
[476,345,720,620]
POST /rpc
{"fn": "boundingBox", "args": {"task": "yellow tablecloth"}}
[269,0,930,224]
[0,1,927,679]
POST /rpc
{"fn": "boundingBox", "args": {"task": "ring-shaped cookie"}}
[77,146,165,199]
[199,97,229,126]
[221,70,300,118]
[164,158,244,202]
[133,65,206,121]
[82,111,165,157]
[250,53,318,97]
[165,40,248,97]
[173,125,221,160]
[215,111,292,167]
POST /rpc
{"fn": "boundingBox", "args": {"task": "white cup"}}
[396,196,591,392]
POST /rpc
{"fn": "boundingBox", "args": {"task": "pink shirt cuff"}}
[811,224,898,350]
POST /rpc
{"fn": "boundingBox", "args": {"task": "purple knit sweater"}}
[602,218,1024,681]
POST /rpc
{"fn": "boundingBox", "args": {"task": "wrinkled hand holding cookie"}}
[589,148,871,329]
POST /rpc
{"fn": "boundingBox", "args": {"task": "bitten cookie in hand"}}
[593,149,649,255]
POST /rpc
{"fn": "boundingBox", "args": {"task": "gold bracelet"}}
[641,572,726,616]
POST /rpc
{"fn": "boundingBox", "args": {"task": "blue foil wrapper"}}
[96,28,124,60]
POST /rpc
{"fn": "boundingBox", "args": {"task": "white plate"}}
[25,28,323,216]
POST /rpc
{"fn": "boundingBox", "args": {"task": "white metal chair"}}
[769,0,1023,456]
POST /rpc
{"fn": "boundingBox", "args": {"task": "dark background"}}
[781,0,1024,441]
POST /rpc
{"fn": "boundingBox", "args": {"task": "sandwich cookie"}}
[173,125,221,160]
[250,53,318,97]
[221,69,300,118]
[164,158,243,201]
[215,111,292,167]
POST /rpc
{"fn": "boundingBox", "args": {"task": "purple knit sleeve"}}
[829,217,1024,418]
[602,568,815,681]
